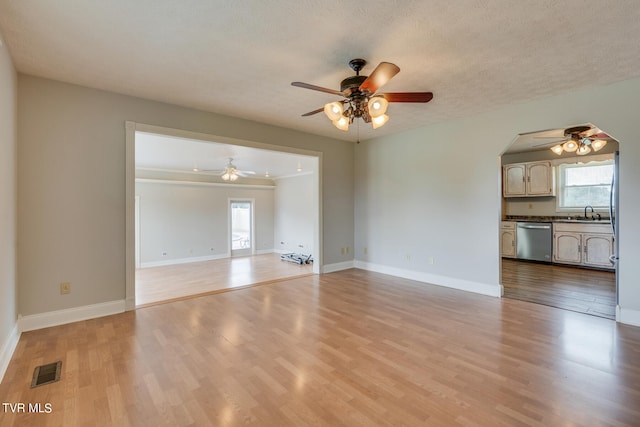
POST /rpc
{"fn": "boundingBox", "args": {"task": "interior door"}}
[230,200,253,257]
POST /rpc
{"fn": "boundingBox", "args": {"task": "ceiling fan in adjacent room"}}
[533,125,612,155]
[200,157,255,181]
[291,58,433,132]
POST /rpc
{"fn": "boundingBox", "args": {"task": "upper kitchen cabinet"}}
[503,161,555,197]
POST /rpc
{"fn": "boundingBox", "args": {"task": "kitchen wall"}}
[274,173,315,255]
[502,142,618,218]
[355,76,640,325]
[136,180,275,265]
[0,31,18,380]
[17,75,354,317]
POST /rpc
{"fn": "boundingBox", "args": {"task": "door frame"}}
[125,121,323,310]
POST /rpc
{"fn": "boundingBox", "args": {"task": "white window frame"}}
[554,154,614,214]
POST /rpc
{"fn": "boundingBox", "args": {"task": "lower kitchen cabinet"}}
[500,221,517,258]
[553,223,614,269]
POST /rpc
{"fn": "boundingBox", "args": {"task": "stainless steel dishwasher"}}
[516,222,552,262]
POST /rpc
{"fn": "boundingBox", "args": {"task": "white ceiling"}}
[135,132,316,179]
[2,1,640,144]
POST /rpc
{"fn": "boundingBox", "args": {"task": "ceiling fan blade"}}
[302,107,325,117]
[239,170,256,175]
[359,62,400,93]
[291,82,345,96]
[381,92,433,103]
[532,139,566,147]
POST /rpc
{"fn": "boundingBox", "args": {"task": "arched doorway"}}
[499,123,619,319]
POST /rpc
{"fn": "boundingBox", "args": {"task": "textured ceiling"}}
[2,1,640,143]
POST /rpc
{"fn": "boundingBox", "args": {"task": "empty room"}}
[1,1,640,426]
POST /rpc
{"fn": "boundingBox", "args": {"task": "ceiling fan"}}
[200,158,255,181]
[291,58,433,132]
[533,125,611,155]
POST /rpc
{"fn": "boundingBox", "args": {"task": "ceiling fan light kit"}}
[292,58,433,133]
[201,157,256,182]
[544,125,608,156]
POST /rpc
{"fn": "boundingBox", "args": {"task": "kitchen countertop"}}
[504,215,611,224]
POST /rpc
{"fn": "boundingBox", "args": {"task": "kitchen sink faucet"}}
[584,205,594,220]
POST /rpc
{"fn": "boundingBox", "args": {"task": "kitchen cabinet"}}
[553,223,614,269]
[500,221,517,258]
[503,161,555,197]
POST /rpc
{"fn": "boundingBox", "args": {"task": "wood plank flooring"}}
[136,253,313,306]
[502,258,616,319]
[2,269,640,426]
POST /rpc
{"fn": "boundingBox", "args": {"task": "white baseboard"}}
[354,260,502,297]
[617,306,640,327]
[0,322,20,384]
[140,253,228,268]
[322,260,355,273]
[18,300,126,333]
[140,251,277,268]
[256,249,274,255]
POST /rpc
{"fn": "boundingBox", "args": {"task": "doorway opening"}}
[230,200,253,257]
[125,122,322,309]
[499,123,619,320]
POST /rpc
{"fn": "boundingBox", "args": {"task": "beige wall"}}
[13,72,640,325]
[355,77,640,322]
[0,31,18,369]
[17,75,354,316]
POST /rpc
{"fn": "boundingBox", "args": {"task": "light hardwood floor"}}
[136,253,313,306]
[502,258,616,319]
[2,269,639,426]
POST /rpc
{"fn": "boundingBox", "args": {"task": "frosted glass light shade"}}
[576,144,591,155]
[591,139,607,151]
[222,170,238,181]
[371,114,389,129]
[550,144,564,155]
[324,102,344,121]
[333,116,349,131]
[368,96,388,117]
[562,140,578,152]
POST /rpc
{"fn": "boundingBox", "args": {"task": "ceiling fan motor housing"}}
[341,75,368,95]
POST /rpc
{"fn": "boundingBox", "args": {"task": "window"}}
[557,160,613,209]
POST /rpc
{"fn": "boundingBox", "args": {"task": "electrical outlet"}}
[406,254,411,261]
[345,246,349,254]
[162,252,167,256]
[428,256,434,265]
[60,282,71,295]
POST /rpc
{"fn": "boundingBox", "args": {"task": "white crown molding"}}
[135,178,274,189]
[273,171,314,180]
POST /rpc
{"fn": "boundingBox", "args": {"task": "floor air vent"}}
[30,361,62,388]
